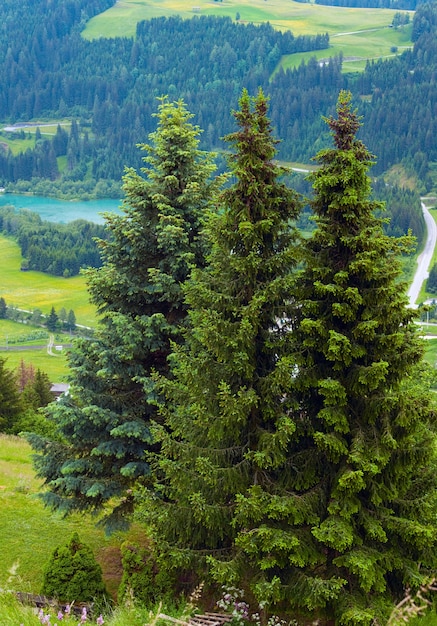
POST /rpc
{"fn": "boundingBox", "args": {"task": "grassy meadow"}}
[0,122,72,155]
[0,343,70,380]
[0,235,96,327]
[0,434,150,603]
[0,233,95,379]
[0,319,69,380]
[82,0,413,72]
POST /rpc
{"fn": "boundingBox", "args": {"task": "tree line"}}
[0,205,107,276]
[27,93,437,626]
[0,356,54,435]
[315,0,420,9]
[0,0,437,189]
[0,296,77,332]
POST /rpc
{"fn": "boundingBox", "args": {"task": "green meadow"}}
[0,235,96,327]
[0,434,144,600]
[82,0,413,72]
[0,122,72,155]
[1,348,69,380]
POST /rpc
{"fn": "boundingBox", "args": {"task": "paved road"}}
[407,201,437,308]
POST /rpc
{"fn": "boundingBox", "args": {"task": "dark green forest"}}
[0,206,106,276]
[27,90,437,626]
[0,0,436,191]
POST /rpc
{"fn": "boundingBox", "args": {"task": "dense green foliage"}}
[427,263,437,293]
[144,87,303,594]
[0,357,54,435]
[0,0,437,188]
[287,92,437,624]
[0,206,107,276]
[0,356,23,432]
[41,532,107,602]
[373,181,425,242]
[118,542,155,605]
[29,99,219,531]
[140,92,437,626]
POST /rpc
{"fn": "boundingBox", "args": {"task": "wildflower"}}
[57,611,64,620]
[81,606,87,623]
[96,615,105,625]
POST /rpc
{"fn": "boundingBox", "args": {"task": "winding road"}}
[407,201,437,308]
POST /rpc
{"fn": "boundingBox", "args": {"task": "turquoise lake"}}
[0,193,122,224]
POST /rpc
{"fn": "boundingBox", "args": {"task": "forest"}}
[0,0,436,191]
[18,89,437,626]
[0,205,106,276]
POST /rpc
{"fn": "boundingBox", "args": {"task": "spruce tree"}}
[45,306,58,332]
[146,89,302,583]
[41,532,106,602]
[285,91,437,624]
[28,99,218,530]
[0,356,23,432]
[66,309,76,331]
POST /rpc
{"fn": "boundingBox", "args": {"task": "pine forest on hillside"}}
[2,0,437,624]
[25,91,437,626]
[0,0,436,192]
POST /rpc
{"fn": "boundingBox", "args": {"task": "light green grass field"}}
[279,24,412,72]
[0,235,96,327]
[82,0,413,72]
[0,434,144,600]
[1,345,70,380]
[0,122,72,156]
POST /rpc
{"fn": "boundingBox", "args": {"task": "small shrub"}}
[41,532,107,602]
[118,541,155,606]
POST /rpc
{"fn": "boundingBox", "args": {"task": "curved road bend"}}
[408,201,437,308]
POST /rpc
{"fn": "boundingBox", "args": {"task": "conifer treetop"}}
[326,90,361,151]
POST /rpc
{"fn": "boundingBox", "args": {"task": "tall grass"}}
[0,594,178,626]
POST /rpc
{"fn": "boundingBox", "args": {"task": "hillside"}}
[0,0,435,192]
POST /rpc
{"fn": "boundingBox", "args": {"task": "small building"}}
[50,383,70,399]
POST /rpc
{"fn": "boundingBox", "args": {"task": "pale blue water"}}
[0,193,122,224]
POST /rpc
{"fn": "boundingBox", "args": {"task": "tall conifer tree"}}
[28,99,218,529]
[286,91,437,624]
[0,356,23,432]
[148,91,437,626]
[146,88,302,580]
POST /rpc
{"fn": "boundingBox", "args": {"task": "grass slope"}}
[0,235,96,327]
[0,435,143,601]
[82,0,413,72]
[0,344,69,380]
[0,319,69,380]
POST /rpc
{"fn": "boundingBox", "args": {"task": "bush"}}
[118,541,155,606]
[41,532,107,602]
